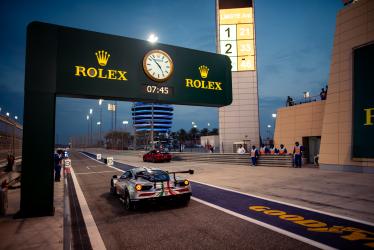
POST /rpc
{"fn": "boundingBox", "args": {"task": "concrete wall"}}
[319,0,374,170]
[274,101,325,152]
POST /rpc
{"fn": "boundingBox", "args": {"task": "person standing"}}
[54,151,62,182]
[293,142,304,168]
[250,145,259,166]
[5,154,15,183]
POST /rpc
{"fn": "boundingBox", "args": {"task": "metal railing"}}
[286,94,326,107]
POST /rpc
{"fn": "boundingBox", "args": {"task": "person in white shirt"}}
[237,145,246,154]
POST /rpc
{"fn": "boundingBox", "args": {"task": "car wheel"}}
[124,191,133,211]
[152,158,156,163]
[143,157,146,162]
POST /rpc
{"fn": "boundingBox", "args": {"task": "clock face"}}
[143,50,174,82]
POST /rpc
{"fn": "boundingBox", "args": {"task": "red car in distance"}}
[143,150,172,163]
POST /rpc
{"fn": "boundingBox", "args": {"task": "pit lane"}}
[69,150,316,250]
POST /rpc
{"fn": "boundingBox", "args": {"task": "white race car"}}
[110,167,194,210]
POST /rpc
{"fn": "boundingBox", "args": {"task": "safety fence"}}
[0,115,22,162]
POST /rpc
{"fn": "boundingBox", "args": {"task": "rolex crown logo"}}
[95,50,110,66]
[199,65,209,79]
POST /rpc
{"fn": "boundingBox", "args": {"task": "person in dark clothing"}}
[54,152,62,182]
[5,154,14,173]
[320,88,326,100]
[250,145,259,166]
[286,96,294,106]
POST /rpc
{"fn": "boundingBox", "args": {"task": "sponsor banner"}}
[353,43,374,158]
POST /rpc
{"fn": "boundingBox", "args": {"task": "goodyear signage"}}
[54,22,232,107]
[353,43,374,158]
[192,182,374,249]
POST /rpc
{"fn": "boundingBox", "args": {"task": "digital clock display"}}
[143,85,173,95]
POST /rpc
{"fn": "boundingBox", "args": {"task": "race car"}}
[143,150,172,163]
[110,167,193,210]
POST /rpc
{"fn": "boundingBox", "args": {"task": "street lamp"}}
[122,120,129,150]
[6,112,10,117]
[86,115,89,147]
[147,33,158,43]
[14,116,18,120]
[272,113,277,118]
[98,99,103,144]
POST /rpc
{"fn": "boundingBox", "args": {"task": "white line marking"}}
[80,152,374,226]
[191,180,374,226]
[191,197,335,250]
[75,170,119,175]
[70,166,107,250]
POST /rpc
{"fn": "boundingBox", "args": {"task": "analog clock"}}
[143,50,174,82]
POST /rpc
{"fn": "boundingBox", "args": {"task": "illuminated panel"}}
[218,1,255,71]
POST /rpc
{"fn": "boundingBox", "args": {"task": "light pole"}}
[86,115,89,147]
[122,120,129,150]
[99,99,103,144]
[267,124,272,140]
[271,113,277,139]
[89,109,93,145]
[150,104,154,149]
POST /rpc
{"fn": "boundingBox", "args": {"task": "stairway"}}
[171,153,293,167]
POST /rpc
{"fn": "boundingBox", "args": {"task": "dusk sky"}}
[0,0,342,143]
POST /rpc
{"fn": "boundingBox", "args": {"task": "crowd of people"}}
[237,142,304,167]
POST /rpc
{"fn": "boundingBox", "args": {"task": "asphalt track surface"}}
[70,151,318,250]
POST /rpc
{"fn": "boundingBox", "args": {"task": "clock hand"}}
[151,58,164,73]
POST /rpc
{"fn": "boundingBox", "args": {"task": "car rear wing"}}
[167,170,194,182]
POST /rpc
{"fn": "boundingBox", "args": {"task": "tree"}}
[189,127,199,145]
[177,129,187,143]
[209,128,219,135]
[200,128,209,136]
[105,131,130,149]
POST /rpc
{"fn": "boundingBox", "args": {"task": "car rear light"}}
[135,184,142,191]
[177,188,189,192]
[139,192,155,197]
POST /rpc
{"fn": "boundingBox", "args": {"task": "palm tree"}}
[189,127,199,145]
